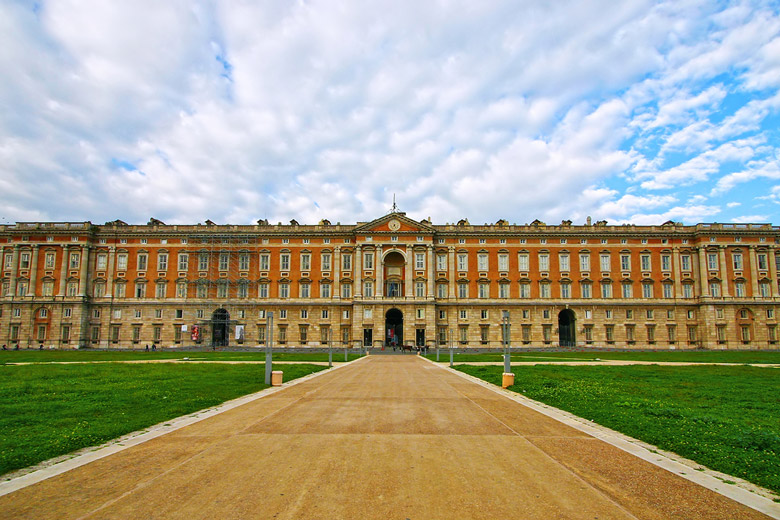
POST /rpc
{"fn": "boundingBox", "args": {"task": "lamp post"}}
[501,310,514,388]
[328,328,333,368]
[449,328,454,367]
[265,312,274,385]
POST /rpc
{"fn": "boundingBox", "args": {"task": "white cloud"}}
[1,1,779,226]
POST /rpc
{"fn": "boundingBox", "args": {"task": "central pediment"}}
[353,212,434,234]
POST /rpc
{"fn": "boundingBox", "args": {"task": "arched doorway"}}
[383,251,406,297]
[212,308,230,347]
[558,309,576,347]
[385,308,403,348]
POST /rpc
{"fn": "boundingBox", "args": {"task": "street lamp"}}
[501,310,514,388]
[449,328,454,367]
[265,312,274,385]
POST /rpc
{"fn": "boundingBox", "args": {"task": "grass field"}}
[457,364,780,495]
[0,362,327,476]
[426,349,780,364]
[0,350,364,364]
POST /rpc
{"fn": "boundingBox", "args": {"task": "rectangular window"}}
[499,283,509,298]
[579,254,590,271]
[518,253,529,271]
[683,284,694,298]
[415,281,424,298]
[279,283,289,298]
[498,254,508,271]
[459,326,468,344]
[217,283,228,298]
[415,252,425,270]
[605,325,614,342]
[622,284,633,298]
[69,252,80,269]
[458,283,468,298]
[733,253,743,270]
[177,253,189,271]
[477,253,488,271]
[741,325,750,342]
[620,254,631,271]
[437,283,448,298]
[667,325,676,343]
[219,253,229,271]
[601,283,612,298]
[457,253,468,271]
[260,254,270,271]
[301,309,309,319]
[709,281,721,297]
[478,283,489,298]
[321,284,331,298]
[96,253,107,270]
[342,283,352,298]
[661,255,671,271]
[707,253,718,271]
[258,283,269,298]
[342,254,352,270]
[640,254,651,271]
[364,252,373,270]
[760,282,770,297]
[681,255,691,271]
[45,252,56,269]
[301,253,311,271]
[717,325,726,343]
[647,325,655,342]
[280,253,290,271]
[758,253,768,271]
[137,254,147,271]
[300,284,310,298]
[198,253,209,271]
[735,282,746,297]
[560,283,570,298]
[155,283,166,298]
[437,254,447,271]
[559,254,570,271]
[364,281,374,298]
[321,253,331,271]
[538,253,549,271]
[540,283,550,298]
[600,254,610,272]
[239,253,250,271]
[581,283,591,298]
[662,283,672,298]
[519,283,530,298]
[155,253,167,271]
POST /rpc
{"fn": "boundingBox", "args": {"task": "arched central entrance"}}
[558,309,576,347]
[385,308,403,348]
[212,308,230,348]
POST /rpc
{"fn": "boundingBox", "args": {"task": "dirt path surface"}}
[0,356,772,519]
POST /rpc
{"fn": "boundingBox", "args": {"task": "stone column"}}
[719,246,730,297]
[770,246,779,297]
[334,247,341,298]
[405,244,413,298]
[376,245,383,300]
[749,246,759,297]
[672,247,682,298]
[57,245,69,297]
[696,247,709,297]
[448,246,455,299]
[78,245,90,297]
[355,245,362,298]
[106,246,116,297]
[9,244,19,296]
[29,244,40,298]
[426,245,434,299]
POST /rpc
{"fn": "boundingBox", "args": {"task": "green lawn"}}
[0,362,327,476]
[425,349,780,364]
[0,350,363,364]
[457,364,780,494]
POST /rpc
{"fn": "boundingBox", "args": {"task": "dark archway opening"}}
[558,309,576,347]
[385,308,403,348]
[212,308,230,348]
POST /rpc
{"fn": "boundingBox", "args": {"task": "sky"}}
[2,0,780,228]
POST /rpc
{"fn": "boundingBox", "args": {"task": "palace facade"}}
[2,212,779,350]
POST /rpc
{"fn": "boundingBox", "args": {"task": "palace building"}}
[1,212,779,350]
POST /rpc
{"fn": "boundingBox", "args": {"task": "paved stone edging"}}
[425,356,780,519]
[0,356,368,497]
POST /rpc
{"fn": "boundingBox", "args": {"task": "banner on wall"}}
[191,325,200,341]
[235,325,245,341]
[181,324,188,332]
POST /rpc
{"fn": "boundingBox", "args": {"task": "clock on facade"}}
[388,219,401,231]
